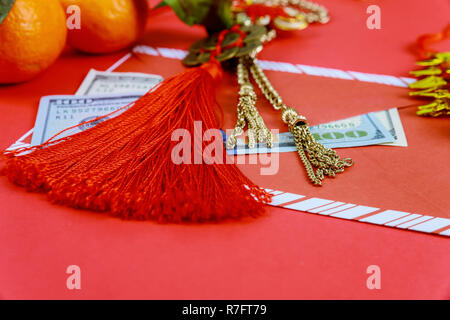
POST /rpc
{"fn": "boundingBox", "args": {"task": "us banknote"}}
[225,111,399,155]
[30,94,142,146]
[9,70,163,149]
[76,69,163,96]
[374,108,408,147]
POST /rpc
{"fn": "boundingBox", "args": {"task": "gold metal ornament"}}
[249,0,330,25]
[273,14,308,31]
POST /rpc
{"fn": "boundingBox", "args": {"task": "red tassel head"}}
[200,60,223,82]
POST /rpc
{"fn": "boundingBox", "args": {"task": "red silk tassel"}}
[1,62,271,222]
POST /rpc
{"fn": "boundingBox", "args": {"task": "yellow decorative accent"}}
[409,52,449,117]
[409,67,442,77]
[409,76,446,89]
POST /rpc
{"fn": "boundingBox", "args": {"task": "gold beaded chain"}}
[246,0,330,31]
[268,0,329,23]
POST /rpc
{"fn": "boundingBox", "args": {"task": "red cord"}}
[417,24,450,59]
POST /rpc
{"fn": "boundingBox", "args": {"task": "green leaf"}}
[154,1,168,9]
[164,0,213,26]
[216,0,233,29]
[0,0,14,25]
[200,0,233,34]
[161,0,234,33]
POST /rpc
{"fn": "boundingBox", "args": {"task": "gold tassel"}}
[246,56,353,185]
[281,108,353,185]
[226,57,272,149]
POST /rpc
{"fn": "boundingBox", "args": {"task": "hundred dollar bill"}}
[75,69,163,96]
[6,70,164,150]
[225,112,397,155]
[30,94,142,146]
[374,108,408,147]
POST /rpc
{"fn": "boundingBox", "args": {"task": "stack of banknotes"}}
[10,69,408,152]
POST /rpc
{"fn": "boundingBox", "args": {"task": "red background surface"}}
[0,0,449,299]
